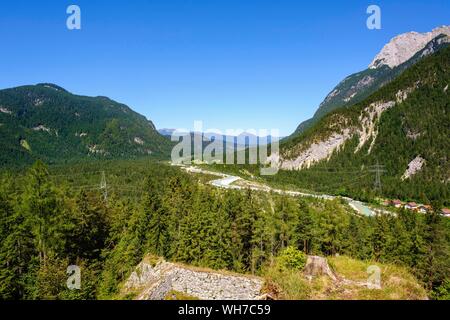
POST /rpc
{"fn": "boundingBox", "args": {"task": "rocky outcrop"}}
[279,82,419,170]
[355,100,395,153]
[355,84,416,154]
[134,137,144,145]
[123,258,264,300]
[406,130,421,140]
[323,88,340,104]
[401,156,426,180]
[369,26,450,69]
[0,107,12,114]
[88,145,107,155]
[32,125,51,133]
[75,132,88,137]
[33,98,45,107]
[279,129,351,170]
[420,34,450,59]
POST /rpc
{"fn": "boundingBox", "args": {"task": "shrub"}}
[277,247,307,271]
[432,279,450,300]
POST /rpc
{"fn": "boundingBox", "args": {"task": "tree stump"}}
[303,256,338,281]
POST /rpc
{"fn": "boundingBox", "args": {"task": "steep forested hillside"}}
[274,46,450,205]
[291,33,449,137]
[0,84,172,166]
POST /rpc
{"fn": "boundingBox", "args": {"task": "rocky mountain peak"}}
[369,25,450,69]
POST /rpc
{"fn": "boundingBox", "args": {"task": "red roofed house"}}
[405,202,418,210]
[392,200,403,208]
[442,208,450,217]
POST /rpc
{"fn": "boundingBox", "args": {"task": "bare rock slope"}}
[123,257,264,300]
[370,26,450,69]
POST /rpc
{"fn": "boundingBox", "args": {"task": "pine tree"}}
[273,195,298,251]
[66,191,109,261]
[421,212,450,291]
[143,175,168,257]
[223,191,246,271]
[0,177,35,299]
[294,199,315,254]
[251,197,274,272]
[202,194,232,269]
[22,161,65,265]
[238,189,257,271]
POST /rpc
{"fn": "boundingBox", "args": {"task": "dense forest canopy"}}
[0,160,448,299]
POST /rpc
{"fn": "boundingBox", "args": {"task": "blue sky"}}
[0,0,448,136]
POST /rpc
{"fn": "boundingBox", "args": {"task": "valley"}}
[0,21,449,302]
[181,164,381,217]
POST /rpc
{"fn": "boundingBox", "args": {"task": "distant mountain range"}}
[0,83,172,166]
[158,129,283,147]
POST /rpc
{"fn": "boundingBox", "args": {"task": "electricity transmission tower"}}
[369,161,386,193]
[100,171,108,201]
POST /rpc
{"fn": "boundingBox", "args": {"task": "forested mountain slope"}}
[291,27,449,137]
[0,83,172,166]
[274,46,450,204]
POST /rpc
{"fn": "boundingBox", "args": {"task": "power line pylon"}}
[100,171,108,202]
[369,161,386,193]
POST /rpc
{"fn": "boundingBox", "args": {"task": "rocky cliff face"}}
[369,26,450,69]
[278,129,352,170]
[277,87,413,170]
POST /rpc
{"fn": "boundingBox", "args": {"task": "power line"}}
[48,171,104,178]
[311,173,370,192]
[368,161,386,193]
[100,171,108,202]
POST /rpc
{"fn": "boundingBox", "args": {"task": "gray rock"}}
[124,259,264,300]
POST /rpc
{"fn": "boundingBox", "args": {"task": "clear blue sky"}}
[0,0,448,136]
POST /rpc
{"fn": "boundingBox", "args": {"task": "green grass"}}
[263,264,311,300]
[328,256,427,300]
[263,255,427,300]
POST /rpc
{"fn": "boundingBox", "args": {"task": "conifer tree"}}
[22,161,65,264]
[143,175,168,257]
[294,199,315,254]
[0,177,35,299]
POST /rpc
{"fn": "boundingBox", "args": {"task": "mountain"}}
[157,128,176,137]
[203,132,282,147]
[159,129,282,158]
[160,129,282,146]
[291,26,450,137]
[272,45,450,204]
[0,83,172,166]
[369,25,450,69]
